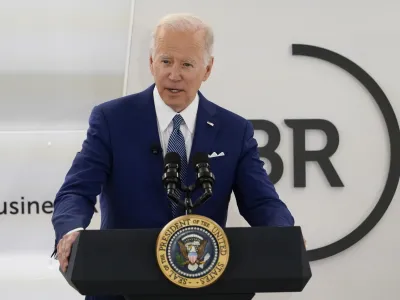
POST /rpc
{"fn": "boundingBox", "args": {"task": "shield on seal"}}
[188,248,198,264]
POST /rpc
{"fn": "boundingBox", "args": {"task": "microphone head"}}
[192,152,209,168]
[164,152,181,168]
[192,152,215,191]
[162,152,181,193]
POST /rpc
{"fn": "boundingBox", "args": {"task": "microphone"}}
[162,152,181,199]
[151,144,162,155]
[192,152,215,194]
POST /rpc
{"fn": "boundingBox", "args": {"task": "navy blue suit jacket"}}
[52,84,294,299]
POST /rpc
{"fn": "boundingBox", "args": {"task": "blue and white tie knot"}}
[173,114,184,129]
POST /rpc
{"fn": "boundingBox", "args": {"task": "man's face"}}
[150,28,213,112]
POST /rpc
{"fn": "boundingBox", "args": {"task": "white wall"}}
[125,0,399,299]
[0,0,399,299]
[0,0,131,130]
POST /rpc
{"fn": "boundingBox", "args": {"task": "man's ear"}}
[203,56,214,81]
[149,55,155,76]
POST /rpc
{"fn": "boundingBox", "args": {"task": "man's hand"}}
[57,231,80,272]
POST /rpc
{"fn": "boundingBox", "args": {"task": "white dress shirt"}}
[153,86,199,160]
[64,87,199,237]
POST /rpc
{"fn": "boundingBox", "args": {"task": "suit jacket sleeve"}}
[51,105,112,244]
[233,120,294,227]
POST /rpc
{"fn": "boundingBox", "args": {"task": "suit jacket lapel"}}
[186,92,219,187]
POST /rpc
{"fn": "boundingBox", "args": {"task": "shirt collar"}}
[153,86,199,134]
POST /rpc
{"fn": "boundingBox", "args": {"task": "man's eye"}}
[183,63,193,67]
[162,60,170,64]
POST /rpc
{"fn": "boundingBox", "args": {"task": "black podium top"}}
[62,226,311,299]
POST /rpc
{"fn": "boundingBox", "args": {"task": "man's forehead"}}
[158,53,197,61]
[153,29,205,61]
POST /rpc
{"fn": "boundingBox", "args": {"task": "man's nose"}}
[168,64,182,81]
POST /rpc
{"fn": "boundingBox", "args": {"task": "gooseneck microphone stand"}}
[167,180,213,215]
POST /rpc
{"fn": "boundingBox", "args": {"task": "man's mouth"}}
[167,88,183,93]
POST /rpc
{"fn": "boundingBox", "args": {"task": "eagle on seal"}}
[178,237,210,271]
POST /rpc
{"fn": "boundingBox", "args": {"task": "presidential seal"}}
[156,215,229,288]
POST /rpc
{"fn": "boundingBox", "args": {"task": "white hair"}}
[150,13,214,66]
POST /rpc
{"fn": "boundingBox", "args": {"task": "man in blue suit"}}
[52,13,294,298]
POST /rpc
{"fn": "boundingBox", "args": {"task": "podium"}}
[61,226,311,300]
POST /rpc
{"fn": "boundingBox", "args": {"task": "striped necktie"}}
[166,114,188,217]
